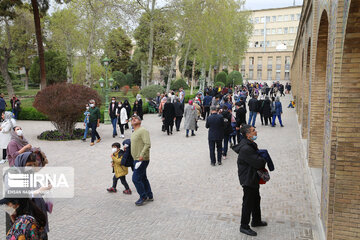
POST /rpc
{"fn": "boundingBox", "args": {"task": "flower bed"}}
[37,128,92,141]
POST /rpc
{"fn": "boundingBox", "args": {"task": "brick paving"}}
[0,94,319,239]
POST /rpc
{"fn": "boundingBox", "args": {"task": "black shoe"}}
[281,125,284,127]
[186,135,189,138]
[113,135,115,138]
[240,227,257,236]
[211,163,215,166]
[191,133,196,136]
[146,197,154,202]
[218,162,222,165]
[170,132,173,135]
[81,138,86,142]
[251,221,268,227]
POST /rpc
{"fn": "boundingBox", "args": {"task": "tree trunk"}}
[25,68,29,90]
[207,65,212,86]
[181,40,191,79]
[190,56,196,95]
[0,20,14,96]
[146,0,156,86]
[31,0,46,90]
[66,41,73,83]
[166,35,184,93]
[0,62,14,97]
[85,21,96,87]
[199,64,205,92]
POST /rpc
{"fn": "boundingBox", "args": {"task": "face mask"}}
[251,136,257,141]
[118,104,122,107]
[86,107,89,110]
[111,148,118,153]
[4,205,16,216]
[89,104,95,108]
[24,166,33,172]
[16,130,23,136]
[112,100,115,103]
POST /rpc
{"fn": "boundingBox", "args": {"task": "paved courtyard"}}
[0,94,320,239]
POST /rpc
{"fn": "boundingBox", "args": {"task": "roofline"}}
[249,5,302,12]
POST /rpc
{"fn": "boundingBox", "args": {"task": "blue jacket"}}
[274,101,283,116]
[205,113,224,141]
[258,149,274,171]
[0,97,6,110]
[203,96,212,107]
[121,139,134,170]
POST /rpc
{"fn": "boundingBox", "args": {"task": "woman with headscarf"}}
[116,101,128,139]
[158,97,167,116]
[272,96,284,127]
[162,98,176,135]
[184,100,198,137]
[0,111,16,163]
[262,96,272,126]
[123,100,131,129]
[135,94,143,120]
[7,126,34,167]
[133,100,143,120]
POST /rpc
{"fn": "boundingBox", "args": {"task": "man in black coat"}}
[233,124,267,236]
[248,95,259,127]
[235,102,246,143]
[109,96,118,138]
[173,98,184,131]
[205,106,224,166]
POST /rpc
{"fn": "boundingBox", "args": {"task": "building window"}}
[266,41,270,47]
[284,27,288,34]
[289,27,294,33]
[272,16,276,22]
[276,56,281,64]
[296,14,300,20]
[277,28,283,34]
[277,40,282,46]
[249,69,254,79]
[255,17,260,23]
[257,57,263,65]
[271,41,276,47]
[249,57,254,65]
[249,42,254,48]
[260,29,264,35]
[276,71,281,80]
[266,28,271,34]
[267,57,273,65]
[291,14,295,21]
[257,69,262,80]
[272,28,276,34]
[241,59,245,65]
[284,15,289,21]
[285,56,291,65]
[241,69,245,78]
[260,17,265,23]
[295,26,298,32]
[289,40,294,46]
[255,41,259,47]
[285,71,290,80]
[260,41,264,47]
[266,16,270,22]
[254,29,259,35]
[278,15,283,21]
[267,70,272,80]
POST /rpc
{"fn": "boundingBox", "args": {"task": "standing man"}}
[205,106,224,166]
[89,99,101,146]
[248,94,259,127]
[10,95,21,120]
[0,93,6,118]
[203,92,212,120]
[131,115,153,206]
[233,124,267,236]
[109,96,118,138]
[179,87,185,107]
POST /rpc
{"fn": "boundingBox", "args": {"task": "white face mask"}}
[16,130,23,136]
[89,104,95,108]
[118,104,122,107]
[112,100,116,103]
[111,148,118,153]
[86,107,89,110]
[4,205,16,216]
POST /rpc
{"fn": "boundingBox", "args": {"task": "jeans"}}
[89,121,100,143]
[12,109,19,119]
[248,111,257,127]
[119,123,125,135]
[272,114,283,126]
[83,123,89,139]
[209,140,222,164]
[223,135,229,156]
[186,129,194,136]
[132,160,153,199]
[111,117,117,136]
[241,186,262,229]
[175,116,183,131]
[113,175,129,190]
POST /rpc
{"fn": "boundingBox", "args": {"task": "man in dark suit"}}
[109,96,118,138]
[205,106,224,166]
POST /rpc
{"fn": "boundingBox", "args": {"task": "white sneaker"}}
[121,135,125,139]
[0,159,8,164]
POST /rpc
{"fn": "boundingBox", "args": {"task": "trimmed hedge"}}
[215,71,227,84]
[140,85,165,99]
[170,79,189,90]
[37,128,91,141]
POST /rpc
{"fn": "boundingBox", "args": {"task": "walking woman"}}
[0,111,16,163]
[173,98,184,131]
[263,96,272,126]
[162,98,176,135]
[135,94,143,120]
[184,100,197,137]
[133,100,143,120]
[272,96,284,127]
[116,101,128,139]
[123,100,131,129]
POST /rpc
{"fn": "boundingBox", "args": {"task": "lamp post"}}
[99,57,114,124]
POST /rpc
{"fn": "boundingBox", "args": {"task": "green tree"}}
[226,70,242,87]
[29,51,67,85]
[112,71,127,88]
[215,71,227,85]
[104,27,132,73]
[125,72,133,86]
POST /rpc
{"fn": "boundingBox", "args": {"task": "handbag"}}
[257,168,270,184]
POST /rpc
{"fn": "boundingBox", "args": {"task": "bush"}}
[29,51,67,85]
[214,82,225,88]
[226,71,243,87]
[125,73,134,86]
[170,79,189,90]
[37,128,92,141]
[215,71,227,84]
[140,85,164,99]
[18,107,48,120]
[132,86,140,97]
[33,83,102,135]
[121,85,130,96]
[184,93,197,103]
[112,71,127,88]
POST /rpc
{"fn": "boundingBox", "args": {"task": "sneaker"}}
[191,133,196,136]
[113,135,115,138]
[146,197,154,202]
[240,227,257,236]
[186,135,189,138]
[135,198,147,206]
[123,189,132,195]
[81,138,86,142]
[211,163,216,166]
[0,159,7,164]
[96,138,101,143]
[107,187,117,193]
[121,135,125,139]
[251,221,268,227]
[218,162,222,165]
[90,142,94,146]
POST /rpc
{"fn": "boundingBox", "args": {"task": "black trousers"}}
[175,116,182,131]
[264,117,272,126]
[89,122,100,143]
[241,186,262,229]
[260,113,264,125]
[2,148,6,160]
[113,175,129,190]
[204,106,210,119]
[209,140,222,164]
[119,123,125,135]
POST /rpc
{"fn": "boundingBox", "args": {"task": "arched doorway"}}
[308,11,328,168]
[302,38,311,139]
